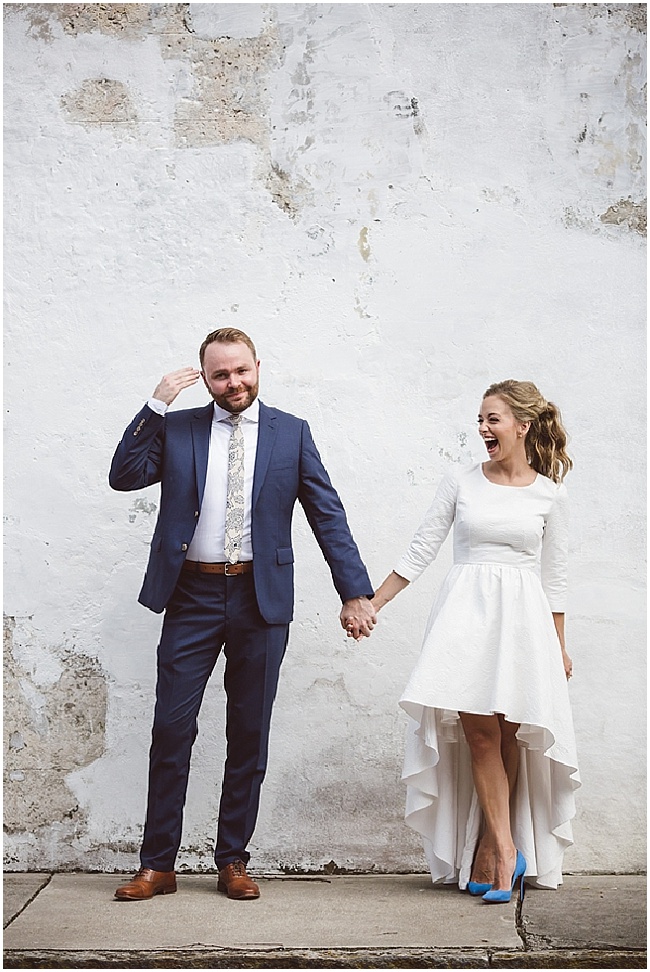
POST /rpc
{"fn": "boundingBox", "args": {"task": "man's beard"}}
[211,383,259,413]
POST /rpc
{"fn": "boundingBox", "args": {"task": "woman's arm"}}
[372,571,410,612]
[553,612,573,679]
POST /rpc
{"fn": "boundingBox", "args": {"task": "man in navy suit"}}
[110,328,375,901]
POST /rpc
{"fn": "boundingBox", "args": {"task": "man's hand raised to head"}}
[152,367,201,406]
[340,597,377,641]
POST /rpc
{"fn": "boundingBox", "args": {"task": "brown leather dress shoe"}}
[217,860,260,900]
[114,867,176,900]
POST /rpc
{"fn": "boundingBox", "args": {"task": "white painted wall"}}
[4,3,645,873]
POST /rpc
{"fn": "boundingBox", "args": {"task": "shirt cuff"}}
[147,398,168,416]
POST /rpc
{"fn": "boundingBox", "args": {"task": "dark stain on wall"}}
[4,616,108,836]
[600,197,647,235]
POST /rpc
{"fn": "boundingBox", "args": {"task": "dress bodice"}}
[395,463,568,611]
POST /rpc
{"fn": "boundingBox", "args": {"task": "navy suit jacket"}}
[109,401,373,623]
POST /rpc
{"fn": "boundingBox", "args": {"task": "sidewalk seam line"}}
[3,872,54,930]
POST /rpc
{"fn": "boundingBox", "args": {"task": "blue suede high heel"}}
[467,880,492,895]
[482,851,526,904]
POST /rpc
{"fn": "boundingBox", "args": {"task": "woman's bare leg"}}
[471,829,495,886]
[460,712,516,892]
[498,713,520,798]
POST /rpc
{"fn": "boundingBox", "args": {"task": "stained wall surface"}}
[4,3,646,873]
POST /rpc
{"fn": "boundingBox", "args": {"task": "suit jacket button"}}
[194,511,199,517]
[181,543,188,551]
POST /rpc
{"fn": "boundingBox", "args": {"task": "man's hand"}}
[152,367,201,406]
[340,597,377,641]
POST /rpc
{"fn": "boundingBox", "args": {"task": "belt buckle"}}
[224,562,238,576]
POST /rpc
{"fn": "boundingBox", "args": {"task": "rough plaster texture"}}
[3,3,646,874]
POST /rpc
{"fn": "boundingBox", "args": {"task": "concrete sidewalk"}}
[3,872,646,969]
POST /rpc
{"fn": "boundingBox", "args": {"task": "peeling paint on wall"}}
[16,2,304,215]
[626,4,647,33]
[3,616,108,835]
[165,26,282,149]
[600,197,647,234]
[265,162,312,218]
[358,227,370,262]
[61,78,138,127]
[56,3,153,37]
[128,498,158,523]
[553,3,647,34]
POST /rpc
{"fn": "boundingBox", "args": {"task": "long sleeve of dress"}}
[540,481,569,612]
[394,472,458,582]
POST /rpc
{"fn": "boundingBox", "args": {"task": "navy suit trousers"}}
[140,570,289,871]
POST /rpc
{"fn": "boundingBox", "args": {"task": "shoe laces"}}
[230,860,246,876]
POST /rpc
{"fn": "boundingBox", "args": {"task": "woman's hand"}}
[562,648,573,680]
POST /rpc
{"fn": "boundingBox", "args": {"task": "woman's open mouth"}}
[484,438,498,455]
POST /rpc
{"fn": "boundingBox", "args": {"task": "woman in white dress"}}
[372,380,579,902]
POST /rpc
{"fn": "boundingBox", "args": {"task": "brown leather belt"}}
[182,561,253,576]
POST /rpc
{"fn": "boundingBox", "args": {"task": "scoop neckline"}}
[480,463,538,489]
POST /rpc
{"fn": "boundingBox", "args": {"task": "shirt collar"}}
[212,397,260,424]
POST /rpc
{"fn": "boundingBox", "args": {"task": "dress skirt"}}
[399,562,580,889]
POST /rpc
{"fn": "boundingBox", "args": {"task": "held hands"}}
[340,597,377,642]
[152,367,201,406]
[340,573,409,641]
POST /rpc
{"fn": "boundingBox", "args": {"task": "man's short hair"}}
[200,328,257,367]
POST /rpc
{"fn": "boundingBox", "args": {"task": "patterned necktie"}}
[224,414,245,563]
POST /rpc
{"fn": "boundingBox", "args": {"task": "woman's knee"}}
[460,714,502,756]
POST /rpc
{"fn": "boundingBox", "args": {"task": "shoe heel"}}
[217,880,226,893]
[514,850,526,901]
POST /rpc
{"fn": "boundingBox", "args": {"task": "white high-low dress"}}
[396,462,580,890]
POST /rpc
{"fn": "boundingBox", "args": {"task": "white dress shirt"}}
[148,396,259,562]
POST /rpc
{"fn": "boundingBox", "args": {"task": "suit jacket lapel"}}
[191,403,214,507]
[253,401,278,509]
